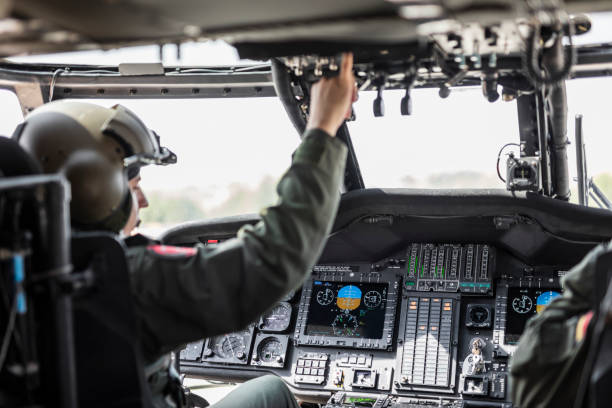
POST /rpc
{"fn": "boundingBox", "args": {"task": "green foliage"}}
[593,173,612,202]
[206,176,278,218]
[140,191,206,224]
[139,176,279,226]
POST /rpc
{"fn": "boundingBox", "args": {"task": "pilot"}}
[122,170,149,237]
[510,243,606,407]
[16,53,357,408]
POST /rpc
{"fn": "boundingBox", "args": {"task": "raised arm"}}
[128,54,357,360]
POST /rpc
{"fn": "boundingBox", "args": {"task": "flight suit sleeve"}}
[127,129,348,360]
[510,243,608,408]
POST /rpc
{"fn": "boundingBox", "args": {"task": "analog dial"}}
[257,337,283,363]
[208,327,252,361]
[216,335,246,359]
[512,295,533,314]
[316,288,334,306]
[363,290,382,309]
[469,306,489,324]
[260,302,292,332]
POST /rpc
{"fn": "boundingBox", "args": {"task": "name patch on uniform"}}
[147,245,197,258]
[576,310,594,343]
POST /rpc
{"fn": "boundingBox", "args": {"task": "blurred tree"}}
[207,176,277,218]
[140,191,206,223]
[593,173,612,206]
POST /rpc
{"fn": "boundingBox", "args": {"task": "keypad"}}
[295,353,328,385]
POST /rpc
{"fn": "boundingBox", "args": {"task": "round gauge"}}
[363,290,382,309]
[257,337,283,363]
[512,295,533,314]
[469,306,489,324]
[215,335,246,359]
[332,312,359,336]
[209,328,252,360]
[316,288,334,306]
[259,302,292,332]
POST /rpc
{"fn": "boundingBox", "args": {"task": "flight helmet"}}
[14,100,176,232]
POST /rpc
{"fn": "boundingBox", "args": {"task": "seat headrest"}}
[0,136,42,177]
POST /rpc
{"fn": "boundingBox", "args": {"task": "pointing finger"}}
[340,52,353,79]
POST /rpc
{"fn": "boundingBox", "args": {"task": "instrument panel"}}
[179,241,567,407]
[202,325,255,364]
[294,270,400,350]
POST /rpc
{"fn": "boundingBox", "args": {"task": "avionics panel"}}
[505,287,561,343]
[305,281,388,339]
[493,276,563,358]
[294,265,400,350]
[404,243,494,295]
[396,293,460,392]
[495,285,562,346]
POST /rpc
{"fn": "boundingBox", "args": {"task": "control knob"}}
[333,369,344,387]
[462,338,486,375]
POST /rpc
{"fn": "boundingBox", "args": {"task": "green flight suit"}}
[126,128,347,406]
[510,242,609,408]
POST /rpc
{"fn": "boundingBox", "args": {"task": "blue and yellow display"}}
[337,285,362,310]
[306,281,388,339]
[506,287,562,344]
[536,291,561,313]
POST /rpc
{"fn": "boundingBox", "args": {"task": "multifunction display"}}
[294,264,400,350]
[505,287,561,344]
[305,281,388,339]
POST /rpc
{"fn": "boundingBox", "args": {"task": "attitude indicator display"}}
[505,287,561,344]
[295,266,399,350]
[305,281,388,339]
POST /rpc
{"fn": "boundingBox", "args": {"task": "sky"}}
[1,13,612,204]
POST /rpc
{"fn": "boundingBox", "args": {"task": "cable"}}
[48,68,69,102]
[0,268,24,365]
[166,64,271,75]
[523,11,576,86]
[496,143,521,183]
[0,295,17,373]
[233,64,271,72]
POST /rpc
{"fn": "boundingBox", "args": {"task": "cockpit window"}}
[566,77,612,206]
[68,97,299,237]
[348,87,519,189]
[349,81,612,203]
[0,89,23,137]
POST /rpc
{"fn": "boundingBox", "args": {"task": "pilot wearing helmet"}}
[16,53,357,407]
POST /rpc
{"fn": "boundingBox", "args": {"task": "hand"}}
[306,53,358,137]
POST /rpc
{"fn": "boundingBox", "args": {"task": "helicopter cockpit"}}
[2,2,612,407]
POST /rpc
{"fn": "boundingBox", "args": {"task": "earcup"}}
[61,150,132,232]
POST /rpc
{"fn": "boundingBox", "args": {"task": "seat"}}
[0,135,41,177]
[71,232,155,407]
